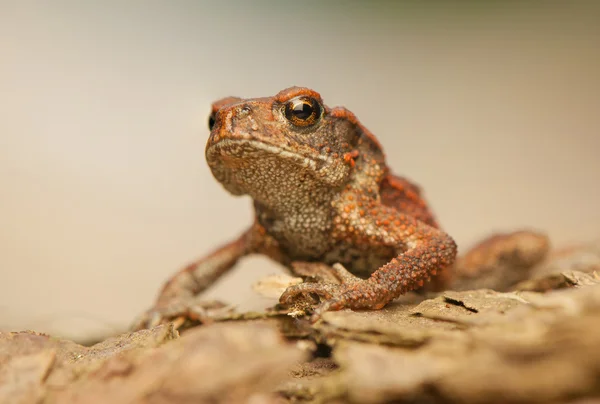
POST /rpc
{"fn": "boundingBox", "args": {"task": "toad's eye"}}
[284,96,322,127]
[208,113,216,131]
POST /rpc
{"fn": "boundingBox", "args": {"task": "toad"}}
[133,87,458,329]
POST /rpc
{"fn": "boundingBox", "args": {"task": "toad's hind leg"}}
[380,174,439,228]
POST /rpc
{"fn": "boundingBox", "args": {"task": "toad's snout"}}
[208,102,270,147]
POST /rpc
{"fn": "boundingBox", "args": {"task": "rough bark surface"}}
[2,238,600,404]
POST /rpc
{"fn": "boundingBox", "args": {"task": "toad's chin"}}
[205,138,350,198]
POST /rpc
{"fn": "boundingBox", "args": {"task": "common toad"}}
[133,87,458,329]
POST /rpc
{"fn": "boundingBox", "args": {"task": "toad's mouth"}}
[205,138,349,197]
[205,138,329,172]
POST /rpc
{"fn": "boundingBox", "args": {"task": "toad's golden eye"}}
[284,96,322,127]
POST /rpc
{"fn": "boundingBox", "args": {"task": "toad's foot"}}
[131,297,233,331]
[280,263,384,322]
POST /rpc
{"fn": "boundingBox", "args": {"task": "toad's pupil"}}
[208,115,216,130]
[291,102,313,119]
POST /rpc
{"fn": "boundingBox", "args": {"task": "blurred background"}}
[1,1,598,341]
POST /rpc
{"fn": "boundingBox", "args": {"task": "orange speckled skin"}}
[135,87,458,328]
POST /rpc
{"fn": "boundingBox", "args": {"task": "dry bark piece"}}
[410,289,529,326]
[332,341,457,403]
[0,322,306,404]
[253,273,304,299]
[534,240,600,277]
[436,309,600,404]
[277,358,339,402]
[563,270,600,286]
[0,325,178,387]
[0,325,177,404]
[515,270,600,292]
[0,349,55,404]
[47,322,307,404]
[319,282,600,404]
[313,295,463,347]
[174,309,313,340]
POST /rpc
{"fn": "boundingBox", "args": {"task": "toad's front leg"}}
[280,201,457,320]
[131,222,274,330]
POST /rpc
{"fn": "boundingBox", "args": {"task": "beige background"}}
[1,2,599,341]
